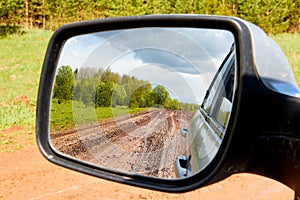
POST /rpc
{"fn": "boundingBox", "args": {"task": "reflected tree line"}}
[53,66,199,112]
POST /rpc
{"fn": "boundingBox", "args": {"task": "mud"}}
[50,109,193,178]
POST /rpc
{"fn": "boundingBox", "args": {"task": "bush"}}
[0,0,299,35]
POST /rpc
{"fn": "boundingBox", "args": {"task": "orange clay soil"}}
[0,148,294,200]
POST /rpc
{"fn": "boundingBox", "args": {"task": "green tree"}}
[0,0,23,36]
[237,0,292,34]
[80,78,95,107]
[53,65,75,103]
[144,90,155,107]
[101,69,119,84]
[164,98,180,110]
[95,82,114,107]
[1,0,300,35]
[111,84,127,107]
[129,83,152,108]
[153,85,170,106]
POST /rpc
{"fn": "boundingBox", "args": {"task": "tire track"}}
[50,109,193,178]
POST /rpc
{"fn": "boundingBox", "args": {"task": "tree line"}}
[53,66,199,112]
[1,0,299,36]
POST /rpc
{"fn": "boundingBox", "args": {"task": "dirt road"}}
[0,148,294,200]
[0,110,295,199]
[51,109,192,178]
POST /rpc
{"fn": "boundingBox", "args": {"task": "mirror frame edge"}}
[36,14,251,193]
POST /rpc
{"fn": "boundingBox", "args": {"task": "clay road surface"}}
[0,148,294,200]
[51,110,192,178]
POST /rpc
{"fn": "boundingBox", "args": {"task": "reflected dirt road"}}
[51,109,193,178]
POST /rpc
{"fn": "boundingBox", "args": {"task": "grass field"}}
[0,30,52,129]
[0,30,299,152]
[271,33,300,83]
[50,99,149,131]
[0,30,53,151]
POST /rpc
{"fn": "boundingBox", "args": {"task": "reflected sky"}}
[57,28,234,104]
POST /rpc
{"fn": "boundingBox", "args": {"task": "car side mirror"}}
[36,15,300,196]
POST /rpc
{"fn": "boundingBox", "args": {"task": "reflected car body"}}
[176,45,235,177]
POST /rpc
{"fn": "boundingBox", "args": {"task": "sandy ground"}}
[0,147,294,200]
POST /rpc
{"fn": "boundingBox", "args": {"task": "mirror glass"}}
[50,27,235,179]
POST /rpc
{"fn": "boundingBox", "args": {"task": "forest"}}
[53,66,200,112]
[1,0,300,37]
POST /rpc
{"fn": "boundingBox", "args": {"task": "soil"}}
[0,148,294,200]
[50,109,192,178]
[0,109,295,199]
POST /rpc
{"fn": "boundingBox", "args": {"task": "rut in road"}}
[51,109,193,178]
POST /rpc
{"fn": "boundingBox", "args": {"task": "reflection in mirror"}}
[50,28,235,179]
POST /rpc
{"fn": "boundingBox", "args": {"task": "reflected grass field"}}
[50,99,149,131]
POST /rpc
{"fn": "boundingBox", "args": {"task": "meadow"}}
[272,33,300,84]
[0,30,299,152]
[50,99,149,131]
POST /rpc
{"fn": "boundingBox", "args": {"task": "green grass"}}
[50,99,149,131]
[0,29,53,131]
[0,30,52,151]
[0,30,299,152]
[272,33,300,84]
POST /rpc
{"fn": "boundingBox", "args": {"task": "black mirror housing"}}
[36,15,299,195]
